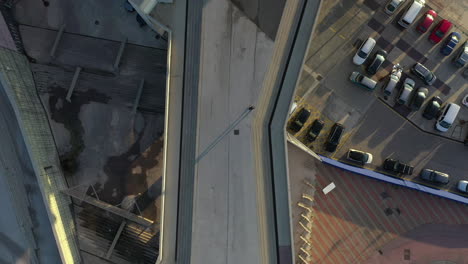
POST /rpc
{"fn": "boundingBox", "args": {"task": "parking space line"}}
[339,34,346,40]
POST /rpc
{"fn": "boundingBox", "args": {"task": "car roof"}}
[449,32,461,40]
[362,38,376,52]
[436,19,452,31]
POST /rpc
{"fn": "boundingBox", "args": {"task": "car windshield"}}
[386,4,395,11]
[350,151,364,161]
[435,30,444,38]
[358,50,367,58]
[425,72,433,80]
[460,52,468,61]
[440,121,451,128]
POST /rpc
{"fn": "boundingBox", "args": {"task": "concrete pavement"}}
[189,1,274,263]
[13,0,167,48]
[230,0,286,40]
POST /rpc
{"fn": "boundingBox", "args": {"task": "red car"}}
[417,10,437,33]
[429,19,452,43]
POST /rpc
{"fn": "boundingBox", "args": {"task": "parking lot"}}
[289,0,468,196]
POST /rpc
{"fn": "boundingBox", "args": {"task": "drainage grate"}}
[234,129,239,135]
[404,249,410,260]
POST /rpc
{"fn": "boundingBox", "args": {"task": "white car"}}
[383,64,402,97]
[462,94,468,107]
[353,37,376,65]
[457,180,468,193]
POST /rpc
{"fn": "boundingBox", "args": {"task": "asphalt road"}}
[336,99,468,195]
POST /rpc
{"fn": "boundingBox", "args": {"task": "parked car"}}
[440,32,461,56]
[453,41,468,68]
[383,158,414,175]
[367,50,388,75]
[397,78,415,105]
[462,94,468,107]
[420,169,449,184]
[398,0,425,28]
[306,119,324,142]
[457,180,468,193]
[411,62,436,85]
[347,149,373,165]
[417,10,437,33]
[325,123,345,152]
[435,103,460,132]
[383,64,403,97]
[353,37,376,65]
[349,71,377,90]
[423,96,443,120]
[289,108,310,133]
[429,19,452,43]
[410,87,429,110]
[384,0,406,15]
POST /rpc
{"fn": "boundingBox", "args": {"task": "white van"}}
[398,0,425,28]
[435,103,460,132]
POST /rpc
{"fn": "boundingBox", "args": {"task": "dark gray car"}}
[411,63,436,85]
[410,87,429,110]
[367,50,387,75]
[423,96,443,120]
[420,169,449,184]
[453,41,468,68]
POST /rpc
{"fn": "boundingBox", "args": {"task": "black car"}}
[420,169,449,184]
[346,149,373,165]
[383,158,414,175]
[410,87,429,110]
[289,108,311,133]
[325,123,345,152]
[422,96,443,120]
[306,119,324,142]
[366,50,387,75]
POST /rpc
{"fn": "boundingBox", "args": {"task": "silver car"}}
[420,169,449,184]
[411,63,436,85]
[397,78,415,105]
[453,41,468,68]
[350,71,377,90]
[384,0,406,15]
